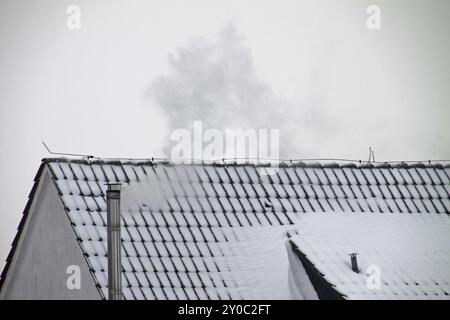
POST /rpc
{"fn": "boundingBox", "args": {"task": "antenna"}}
[42,141,94,159]
[368,147,376,163]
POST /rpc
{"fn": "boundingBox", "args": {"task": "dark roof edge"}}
[41,157,450,169]
[0,162,46,292]
[289,240,346,300]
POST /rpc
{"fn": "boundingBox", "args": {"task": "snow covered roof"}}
[288,212,450,300]
[1,158,449,299]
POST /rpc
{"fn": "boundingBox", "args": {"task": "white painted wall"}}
[0,168,101,300]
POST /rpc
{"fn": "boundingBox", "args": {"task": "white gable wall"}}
[0,167,101,300]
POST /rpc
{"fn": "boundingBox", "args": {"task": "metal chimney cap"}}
[106,183,121,191]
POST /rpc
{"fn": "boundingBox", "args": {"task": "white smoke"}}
[147,24,334,159]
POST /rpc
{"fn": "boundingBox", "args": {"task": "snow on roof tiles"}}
[289,212,450,299]
[4,158,448,299]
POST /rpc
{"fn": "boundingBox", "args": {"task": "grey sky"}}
[0,0,449,270]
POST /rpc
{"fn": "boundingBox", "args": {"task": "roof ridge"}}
[41,157,450,168]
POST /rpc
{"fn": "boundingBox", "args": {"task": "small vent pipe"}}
[349,253,359,273]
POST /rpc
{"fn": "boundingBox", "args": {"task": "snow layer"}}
[289,212,450,300]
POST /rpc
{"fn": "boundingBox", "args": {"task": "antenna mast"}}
[42,141,94,159]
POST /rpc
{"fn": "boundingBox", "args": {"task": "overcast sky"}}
[0,0,449,270]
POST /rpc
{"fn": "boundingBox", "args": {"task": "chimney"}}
[349,253,359,273]
[106,183,122,300]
